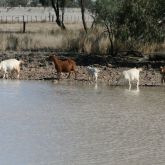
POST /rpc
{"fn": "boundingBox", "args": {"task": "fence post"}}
[49,13,51,22]
[23,16,26,33]
[23,21,26,33]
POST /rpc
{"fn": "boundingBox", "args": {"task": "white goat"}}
[122,68,142,90]
[86,66,100,82]
[0,59,23,79]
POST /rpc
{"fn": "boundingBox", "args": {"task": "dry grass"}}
[0,32,81,51]
[139,42,165,54]
[0,22,164,54]
[98,37,110,54]
[0,22,108,53]
[0,23,82,51]
[0,22,83,33]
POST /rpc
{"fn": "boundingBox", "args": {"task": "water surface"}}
[0,80,165,165]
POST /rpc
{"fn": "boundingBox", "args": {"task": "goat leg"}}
[67,72,71,79]
[128,80,131,90]
[57,72,61,80]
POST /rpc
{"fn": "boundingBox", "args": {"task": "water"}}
[0,80,165,165]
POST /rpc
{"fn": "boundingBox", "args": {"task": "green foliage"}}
[92,0,165,52]
[0,0,6,6]
[6,0,29,7]
[117,0,165,42]
[39,0,51,6]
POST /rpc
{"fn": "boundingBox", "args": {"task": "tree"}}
[50,0,66,30]
[79,0,88,33]
[49,0,94,30]
[40,0,80,7]
[92,0,165,55]
[78,0,95,32]
[39,0,51,6]
[0,0,6,6]
[91,0,122,55]
[117,0,165,42]
[6,0,29,6]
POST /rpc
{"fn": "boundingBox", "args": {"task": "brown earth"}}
[0,51,163,86]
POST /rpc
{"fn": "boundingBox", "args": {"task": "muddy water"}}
[0,80,164,165]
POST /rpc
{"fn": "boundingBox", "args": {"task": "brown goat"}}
[48,55,77,80]
[160,66,165,84]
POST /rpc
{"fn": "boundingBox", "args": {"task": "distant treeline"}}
[0,0,93,7]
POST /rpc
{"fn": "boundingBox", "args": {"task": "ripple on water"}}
[0,80,164,165]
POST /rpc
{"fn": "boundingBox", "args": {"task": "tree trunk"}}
[50,0,66,30]
[105,23,114,56]
[79,0,88,33]
[61,0,66,29]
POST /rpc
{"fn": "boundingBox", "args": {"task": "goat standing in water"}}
[117,68,142,90]
[48,55,77,80]
[0,59,23,79]
[86,66,100,83]
[160,66,165,84]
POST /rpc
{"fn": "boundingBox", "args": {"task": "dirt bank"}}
[0,51,163,86]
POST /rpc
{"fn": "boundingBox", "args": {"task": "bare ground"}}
[0,51,163,86]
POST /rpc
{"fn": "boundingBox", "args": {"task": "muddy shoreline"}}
[0,51,163,86]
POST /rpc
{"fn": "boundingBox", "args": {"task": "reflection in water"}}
[94,83,98,90]
[0,80,164,165]
[0,79,21,86]
[86,81,98,90]
[124,88,140,96]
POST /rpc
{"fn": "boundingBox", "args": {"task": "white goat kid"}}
[86,66,100,82]
[0,59,23,79]
[122,68,142,90]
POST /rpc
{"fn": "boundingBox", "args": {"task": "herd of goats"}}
[0,53,165,90]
